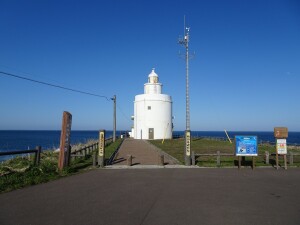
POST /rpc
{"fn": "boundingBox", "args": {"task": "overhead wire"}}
[0,70,109,100]
[116,104,132,123]
[0,70,134,126]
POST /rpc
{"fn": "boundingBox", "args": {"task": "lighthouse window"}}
[148,106,151,110]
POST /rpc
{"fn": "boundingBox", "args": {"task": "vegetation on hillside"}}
[0,139,123,193]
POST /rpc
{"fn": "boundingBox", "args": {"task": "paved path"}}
[0,168,300,225]
[111,139,180,166]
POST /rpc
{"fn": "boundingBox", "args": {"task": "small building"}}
[131,69,173,140]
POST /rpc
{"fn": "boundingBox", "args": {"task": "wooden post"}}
[127,155,132,166]
[283,155,287,170]
[93,151,97,167]
[265,151,269,164]
[98,130,106,167]
[65,145,71,166]
[252,156,255,170]
[35,146,41,166]
[84,146,87,159]
[217,151,220,167]
[158,155,164,166]
[289,152,293,165]
[238,156,241,169]
[276,151,279,170]
[191,151,195,166]
[58,111,72,171]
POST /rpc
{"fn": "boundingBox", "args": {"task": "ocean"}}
[1,130,299,161]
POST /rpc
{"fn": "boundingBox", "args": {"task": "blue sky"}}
[0,0,299,131]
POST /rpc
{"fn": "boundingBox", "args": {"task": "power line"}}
[0,70,109,100]
[116,104,132,122]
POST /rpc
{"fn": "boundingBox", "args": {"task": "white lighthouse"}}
[131,69,173,140]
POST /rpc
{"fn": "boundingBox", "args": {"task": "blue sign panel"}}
[235,136,258,156]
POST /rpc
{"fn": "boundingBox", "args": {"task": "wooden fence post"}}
[66,145,71,166]
[191,151,195,166]
[84,146,87,159]
[158,155,164,166]
[276,151,279,170]
[283,155,287,170]
[127,155,132,166]
[289,152,293,165]
[265,151,269,164]
[35,146,41,166]
[217,151,220,167]
[93,151,97,167]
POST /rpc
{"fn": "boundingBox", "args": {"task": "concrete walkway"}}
[111,138,180,166]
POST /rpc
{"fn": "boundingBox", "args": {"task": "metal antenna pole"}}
[186,28,190,131]
[179,16,192,166]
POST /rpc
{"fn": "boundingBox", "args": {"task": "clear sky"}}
[0,0,299,131]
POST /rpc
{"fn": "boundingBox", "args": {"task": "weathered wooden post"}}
[252,156,255,170]
[127,155,132,166]
[34,146,41,166]
[66,145,71,166]
[98,130,106,167]
[283,155,287,170]
[289,152,293,165]
[93,151,97,167]
[265,151,269,164]
[191,151,195,166]
[158,155,164,166]
[217,151,220,167]
[58,111,72,171]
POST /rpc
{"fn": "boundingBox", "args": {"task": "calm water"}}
[1,130,299,161]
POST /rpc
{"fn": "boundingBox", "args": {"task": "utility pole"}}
[111,95,116,142]
[179,16,192,166]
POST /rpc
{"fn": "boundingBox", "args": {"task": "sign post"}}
[185,130,191,166]
[98,130,106,167]
[58,111,72,171]
[274,127,288,170]
[235,136,258,170]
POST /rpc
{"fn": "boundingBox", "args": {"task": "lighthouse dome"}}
[148,68,159,83]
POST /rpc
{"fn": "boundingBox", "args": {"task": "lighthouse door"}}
[148,128,154,139]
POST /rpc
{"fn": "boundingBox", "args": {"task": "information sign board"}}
[274,127,288,138]
[235,136,258,156]
[276,139,287,155]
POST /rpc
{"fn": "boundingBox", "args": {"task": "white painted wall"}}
[134,93,172,140]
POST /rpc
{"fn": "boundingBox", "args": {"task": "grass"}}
[105,138,123,159]
[150,138,300,167]
[0,139,123,193]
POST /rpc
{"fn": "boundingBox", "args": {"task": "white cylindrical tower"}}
[133,69,173,140]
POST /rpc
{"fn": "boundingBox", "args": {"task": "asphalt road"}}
[0,168,299,225]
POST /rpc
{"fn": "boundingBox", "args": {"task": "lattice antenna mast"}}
[178,16,191,131]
